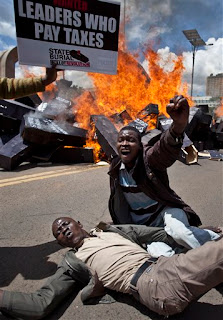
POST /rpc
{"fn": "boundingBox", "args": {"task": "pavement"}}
[0,157,222,320]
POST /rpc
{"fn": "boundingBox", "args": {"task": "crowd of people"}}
[0,71,222,319]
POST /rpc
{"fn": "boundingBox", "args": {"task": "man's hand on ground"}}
[201,226,223,233]
[166,95,189,135]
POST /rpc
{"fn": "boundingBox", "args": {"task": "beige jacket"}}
[0,77,45,99]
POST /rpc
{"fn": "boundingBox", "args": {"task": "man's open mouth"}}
[65,229,73,239]
[121,149,130,155]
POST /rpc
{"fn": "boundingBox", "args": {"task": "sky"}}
[0,0,222,96]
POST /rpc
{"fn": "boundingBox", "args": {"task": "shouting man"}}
[108,95,220,249]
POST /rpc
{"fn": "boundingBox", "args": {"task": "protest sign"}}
[13,0,120,74]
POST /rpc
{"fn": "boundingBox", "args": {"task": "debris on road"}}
[0,80,222,170]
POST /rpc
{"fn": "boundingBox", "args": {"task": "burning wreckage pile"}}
[0,81,222,171]
[0,88,92,170]
[0,48,223,170]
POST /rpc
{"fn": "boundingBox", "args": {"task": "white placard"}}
[14,0,121,74]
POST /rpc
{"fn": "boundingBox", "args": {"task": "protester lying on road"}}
[108,94,221,249]
[0,217,222,319]
[0,66,57,99]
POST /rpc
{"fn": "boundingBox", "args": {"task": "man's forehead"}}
[54,217,74,226]
[118,129,138,137]
[55,218,63,225]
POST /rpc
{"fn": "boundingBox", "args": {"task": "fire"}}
[84,124,101,162]
[75,48,190,131]
[215,98,223,118]
[143,49,192,118]
[74,43,191,160]
[19,65,59,101]
[19,37,192,163]
[39,82,58,102]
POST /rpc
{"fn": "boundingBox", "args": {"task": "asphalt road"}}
[0,158,222,320]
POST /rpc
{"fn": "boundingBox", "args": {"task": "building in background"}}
[192,96,221,115]
[206,73,223,97]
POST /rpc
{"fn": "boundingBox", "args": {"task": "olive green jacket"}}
[0,223,173,319]
[0,77,45,99]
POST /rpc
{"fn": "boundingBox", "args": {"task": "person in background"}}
[0,66,58,99]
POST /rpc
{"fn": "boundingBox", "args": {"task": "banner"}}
[13,0,120,74]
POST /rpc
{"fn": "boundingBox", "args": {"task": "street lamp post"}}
[183,29,206,97]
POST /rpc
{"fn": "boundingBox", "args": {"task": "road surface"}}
[0,158,222,319]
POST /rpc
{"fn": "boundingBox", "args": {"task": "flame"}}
[84,124,101,162]
[74,43,191,160]
[75,48,191,130]
[76,50,152,128]
[215,98,223,118]
[19,37,193,163]
[143,49,192,118]
[19,65,59,101]
[39,82,58,102]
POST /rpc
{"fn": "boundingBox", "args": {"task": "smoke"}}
[119,0,172,45]
[65,70,93,89]
[141,38,223,96]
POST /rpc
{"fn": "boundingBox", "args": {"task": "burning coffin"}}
[128,118,148,134]
[0,99,35,121]
[178,134,198,165]
[196,104,209,114]
[22,114,87,146]
[91,115,118,158]
[15,94,42,108]
[137,103,159,119]
[50,146,94,164]
[185,107,212,142]
[37,96,72,120]
[0,134,33,170]
[157,115,173,132]
[0,134,17,149]
[31,145,94,164]
[179,145,198,165]
[157,115,198,165]
[141,129,162,146]
[216,121,223,142]
[0,116,21,135]
[110,110,133,125]
[30,145,61,162]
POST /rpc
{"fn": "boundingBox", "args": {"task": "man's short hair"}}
[119,125,142,142]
